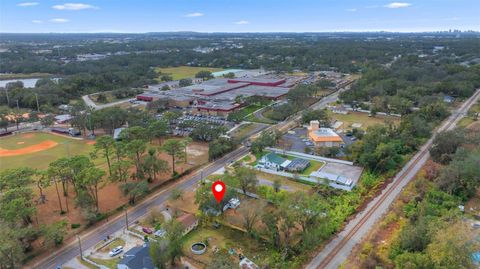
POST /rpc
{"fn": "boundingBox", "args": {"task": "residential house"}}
[117,243,154,269]
[257,152,290,171]
[177,213,198,236]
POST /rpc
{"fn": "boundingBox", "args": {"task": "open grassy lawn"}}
[0,132,98,171]
[254,170,311,192]
[0,72,52,80]
[301,159,325,175]
[77,258,100,269]
[230,123,262,141]
[88,257,119,269]
[155,66,223,81]
[329,111,401,130]
[182,226,271,266]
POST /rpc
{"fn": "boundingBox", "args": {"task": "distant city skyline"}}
[1,0,479,33]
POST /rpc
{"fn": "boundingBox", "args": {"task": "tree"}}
[121,181,149,204]
[426,222,476,269]
[239,200,266,235]
[160,74,173,82]
[0,168,36,226]
[234,166,258,195]
[143,148,169,182]
[164,220,185,265]
[301,109,331,126]
[162,139,185,176]
[110,159,133,183]
[161,85,170,91]
[169,188,184,201]
[261,209,281,249]
[92,135,115,175]
[429,129,465,164]
[273,179,281,193]
[208,137,237,161]
[223,72,235,79]
[0,225,25,269]
[182,137,193,163]
[126,139,147,179]
[150,240,168,269]
[78,166,106,212]
[42,220,67,247]
[35,170,51,204]
[195,70,213,80]
[148,120,168,144]
[40,114,55,128]
[178,78,192,87]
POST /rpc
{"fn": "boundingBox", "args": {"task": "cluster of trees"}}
[340,56,480,115]
[0,168,68,268]
[362,128,480,268]
[251,130,280,154]
[267,81,333,121]
[194,167,332,267]
[349,101,449,173]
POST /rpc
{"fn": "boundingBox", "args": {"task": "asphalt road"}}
[31,146,249,269]
[306,88,480,269]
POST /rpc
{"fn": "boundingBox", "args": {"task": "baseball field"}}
[0,132,97,171]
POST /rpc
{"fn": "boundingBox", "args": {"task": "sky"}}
[0,0,479,33]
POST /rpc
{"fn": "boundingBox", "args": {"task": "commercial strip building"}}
[307,120,345,147]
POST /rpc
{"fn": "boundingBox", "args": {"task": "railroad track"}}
[309,89,480,269]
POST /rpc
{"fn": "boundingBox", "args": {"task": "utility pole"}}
[124,207,129,230]
[77,235,83,260]
[35,93,40,112]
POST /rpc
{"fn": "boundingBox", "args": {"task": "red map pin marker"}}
[212,181,226,203]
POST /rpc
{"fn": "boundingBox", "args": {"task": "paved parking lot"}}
[281,127,357,155]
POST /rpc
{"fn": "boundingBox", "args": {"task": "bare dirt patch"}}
[21,133,35,139]
[0,140,58,157]
[17,141,25,145]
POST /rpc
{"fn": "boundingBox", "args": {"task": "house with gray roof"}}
[117,243,154,269]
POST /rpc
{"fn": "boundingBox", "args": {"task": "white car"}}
[109,246,123,257]
[154,229,166,238]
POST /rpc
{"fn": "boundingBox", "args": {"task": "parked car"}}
[109,246,123,257]
[142,227,153,234]
[154,229,166,238]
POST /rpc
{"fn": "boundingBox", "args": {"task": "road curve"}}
[305,89,480,269]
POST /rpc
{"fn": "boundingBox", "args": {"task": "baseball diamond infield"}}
[0,132,97,171]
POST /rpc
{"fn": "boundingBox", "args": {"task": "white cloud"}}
[347,8,357,12]
[32,20,43,24]
[52,3,98,10]
[235,20,250,25]
[17,2,39,7]
[184,12,204,17]
[384,2,412,8]
[50,18,69,23]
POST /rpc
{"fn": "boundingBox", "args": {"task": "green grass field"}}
[329,111,401,130]
[155,66,223,80]
[0,132,98,171]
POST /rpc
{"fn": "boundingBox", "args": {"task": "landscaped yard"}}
[182,226,271,266]
[155,66,223,81]
[88,256,120,269]
[329,111,401,131]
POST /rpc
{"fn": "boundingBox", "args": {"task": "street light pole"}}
[77,235,83,260]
